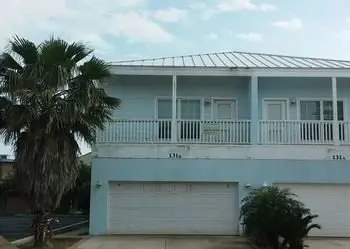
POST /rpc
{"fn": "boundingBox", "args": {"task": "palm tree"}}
[0,36,120,247]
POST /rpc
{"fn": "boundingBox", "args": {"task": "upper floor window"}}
[157,98,201,120]
[300,100,344,121]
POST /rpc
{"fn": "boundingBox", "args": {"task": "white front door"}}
[263,100,287,143]
[214,100,236,120]
[108,182,240,235]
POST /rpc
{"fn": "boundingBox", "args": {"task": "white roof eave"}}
[110,65,350,78]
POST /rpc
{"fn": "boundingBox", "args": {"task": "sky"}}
[1,0,350,155]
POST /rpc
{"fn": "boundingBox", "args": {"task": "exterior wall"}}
[105,75,250,120]
[95,144,350,160]
[89,157,350,235]
[258,77,350,119]
[104,75,350,121]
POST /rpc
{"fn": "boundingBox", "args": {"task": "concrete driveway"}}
[307,239,350,249]
[76,236,252,249]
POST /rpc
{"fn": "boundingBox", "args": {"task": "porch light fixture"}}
[96,180,103,188]
[289,97,297,105]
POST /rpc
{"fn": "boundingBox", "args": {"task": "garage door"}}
[108,182,239,235]
[276,183,350,237]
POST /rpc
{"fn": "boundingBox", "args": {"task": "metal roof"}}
[112,51,350,69]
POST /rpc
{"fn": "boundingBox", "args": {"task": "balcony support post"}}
[332,77,340,145]
[171,74,177,143]
[250,76,259,144]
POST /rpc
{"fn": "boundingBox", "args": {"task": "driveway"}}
[76,236,252,249]
[307,239,350,249]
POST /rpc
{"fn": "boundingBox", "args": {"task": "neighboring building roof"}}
[112,51,350,69]
[79,152,91,166]
[0,155,13,164]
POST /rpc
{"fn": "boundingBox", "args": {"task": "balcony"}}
[96,119,350,145]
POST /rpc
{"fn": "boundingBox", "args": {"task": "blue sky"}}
[1,0,350,155]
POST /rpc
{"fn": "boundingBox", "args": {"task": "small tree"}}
[240,186,321,249]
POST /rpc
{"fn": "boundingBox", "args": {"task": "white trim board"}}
[111,66,350,78]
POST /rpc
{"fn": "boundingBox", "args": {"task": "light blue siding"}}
[90,158,350,235]
[258,77,350,119]
[106,76,250,120]
[105,76,350,121]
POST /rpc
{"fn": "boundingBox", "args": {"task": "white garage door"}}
[108,182,239,235]
[276,183,350,237]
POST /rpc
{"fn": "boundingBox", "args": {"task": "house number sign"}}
[331,154,346,160]
[328,150,347,160]
[169,153,182,159]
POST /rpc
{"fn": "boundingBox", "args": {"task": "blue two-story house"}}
[90,51,350,237]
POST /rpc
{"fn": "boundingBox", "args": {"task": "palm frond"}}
[0,52,23,71]
[66,42,92,64]
[79,56,111,80]
[10,36,37,65]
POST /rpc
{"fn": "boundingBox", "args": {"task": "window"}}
[299,100,344,141]
[157,98,201,140]
[180,99,201,119]
[300,100,344,121]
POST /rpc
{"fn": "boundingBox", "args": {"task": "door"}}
[214,100,236,120]
[263,100,287,143]
[276,183,350,237]
[108,182,239,235]
[213,100,236,142]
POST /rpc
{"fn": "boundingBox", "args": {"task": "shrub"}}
[240,186,321,249]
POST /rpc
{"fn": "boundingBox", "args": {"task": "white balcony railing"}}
[96,119,350,145]
[259,120,350,145]
[96,119,251,144]
[177,120,250,144]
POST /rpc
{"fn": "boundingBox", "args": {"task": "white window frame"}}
[296,98,347,121]
[155,96,204,120]
[211,97,238,120]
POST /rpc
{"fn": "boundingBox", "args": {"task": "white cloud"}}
[209,33,219,39]
[260,4,276,12]
[336,30,350,41]
[111,12,173,43]
[236,32,264,42]
[189,2,207,10]
[346,17,350,23]
[153,8,187,23]
[194,0,276,19]
[0,0,173,55]
[272,18,303,30]
[217,0,276,12]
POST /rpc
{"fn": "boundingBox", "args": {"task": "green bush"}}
[240,186,321,249]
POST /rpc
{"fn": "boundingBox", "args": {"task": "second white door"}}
[263,100,287,143]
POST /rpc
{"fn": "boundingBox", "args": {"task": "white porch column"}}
[332,77,340,145]
[171,74,177,143]
[250,76,259,144]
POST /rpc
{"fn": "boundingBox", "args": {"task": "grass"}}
[18,238,80,249]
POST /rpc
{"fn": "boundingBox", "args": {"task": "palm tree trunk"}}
[32,212,49,248]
